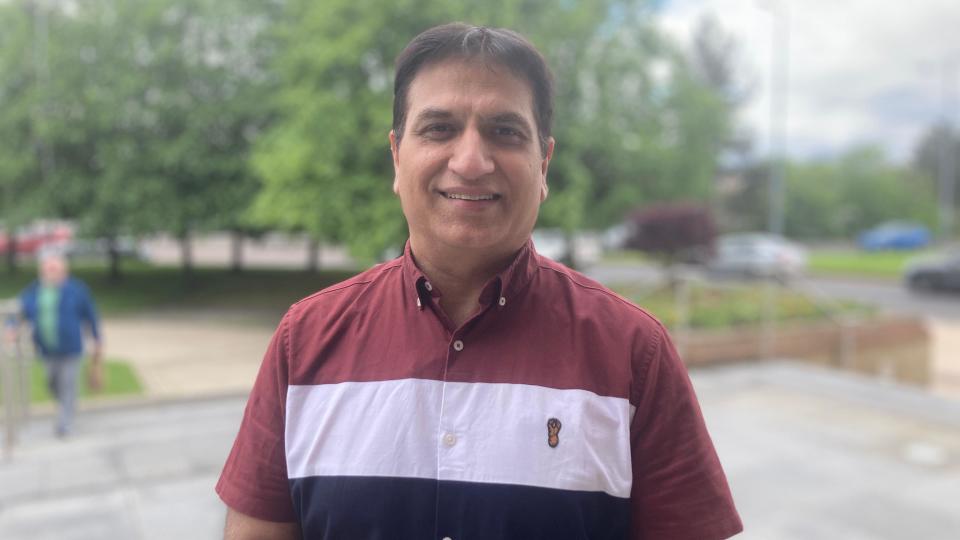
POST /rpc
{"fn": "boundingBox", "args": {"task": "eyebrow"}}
[411,108,533,134]
[412,108,455,124]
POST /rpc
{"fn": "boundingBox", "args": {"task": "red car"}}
[0,226,73,255]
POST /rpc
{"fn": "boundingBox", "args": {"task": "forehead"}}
[405,59,536,122]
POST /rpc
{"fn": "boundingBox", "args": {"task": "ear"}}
[539,137,555,203]
[389,130,400,195]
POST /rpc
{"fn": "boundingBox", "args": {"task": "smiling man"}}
[217,23,742,540]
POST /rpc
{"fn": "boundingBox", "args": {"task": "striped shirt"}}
[217,240,742,539]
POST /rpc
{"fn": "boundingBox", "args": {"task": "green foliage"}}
[252,0,736,260]
[0,3,45,230]
[912,122,959,213]
[785,147,936,239]
[3,0,738,263]
[0,0,276,275]
[723,146,937,239]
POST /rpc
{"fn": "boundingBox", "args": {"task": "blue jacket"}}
[19,277,101,358]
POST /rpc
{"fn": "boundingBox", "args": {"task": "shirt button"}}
[443,433,457,446]
[442,537,453,540]
[498,296,506,306]
[424,281,433,291]
[452,340,464,351]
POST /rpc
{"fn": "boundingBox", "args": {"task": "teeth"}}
[445,193,495,201]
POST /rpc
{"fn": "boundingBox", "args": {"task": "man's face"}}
[40,256,68,286]
[390,59,554,258]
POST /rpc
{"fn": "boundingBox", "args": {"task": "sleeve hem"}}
[216,478,298,523]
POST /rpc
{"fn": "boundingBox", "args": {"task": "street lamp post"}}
[757,0,790,361]
[758,0,790,237]
[938,61,957,241]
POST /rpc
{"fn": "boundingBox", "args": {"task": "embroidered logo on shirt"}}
[547,418,562,448]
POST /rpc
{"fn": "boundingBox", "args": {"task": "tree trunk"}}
[179,231,193,276]
[107,236,122,282]
[306,238,320,273]
[230,230,244,273]
[561,230,578,270]
[4,234,16,274]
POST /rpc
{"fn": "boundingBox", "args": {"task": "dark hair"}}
[393,22,554,157]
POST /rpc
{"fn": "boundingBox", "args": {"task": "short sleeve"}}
[629,322,742,540]
[216,311,298,522]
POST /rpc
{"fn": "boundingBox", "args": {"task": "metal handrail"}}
[1,297,28,461]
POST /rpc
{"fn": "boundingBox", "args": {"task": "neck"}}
[410,239,520,328]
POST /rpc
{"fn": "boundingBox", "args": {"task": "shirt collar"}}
[401,238,539,310]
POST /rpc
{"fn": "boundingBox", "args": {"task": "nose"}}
[448,127,494,180]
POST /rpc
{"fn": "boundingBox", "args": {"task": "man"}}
[12,252,102,437]
[218,23,742,539]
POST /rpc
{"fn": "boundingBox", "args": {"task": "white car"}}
[709,233,807,279]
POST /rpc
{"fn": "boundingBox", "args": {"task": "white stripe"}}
[286,379,633,498]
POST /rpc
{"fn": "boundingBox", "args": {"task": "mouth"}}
[439,191,501,201]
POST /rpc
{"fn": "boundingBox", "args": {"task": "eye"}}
[492,125,526,144]
[418,123,457,140]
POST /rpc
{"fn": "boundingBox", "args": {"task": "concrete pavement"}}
[2,362,960,539]
[0,395,241,539]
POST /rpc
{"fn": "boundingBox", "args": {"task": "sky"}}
[656,0,960,164]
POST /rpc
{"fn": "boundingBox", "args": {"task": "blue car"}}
[858,222,931,251]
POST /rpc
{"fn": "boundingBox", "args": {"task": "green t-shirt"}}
[38,284,60,350]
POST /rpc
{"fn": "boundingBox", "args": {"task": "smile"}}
[441,192,500,201]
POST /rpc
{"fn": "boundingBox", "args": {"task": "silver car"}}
[708,233,808,279]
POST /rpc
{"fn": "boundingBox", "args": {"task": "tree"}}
[913,122,960,234]
[23,0,278,278]
[252,1,738,266]
[0,3,48,273]
[626,203,717,266]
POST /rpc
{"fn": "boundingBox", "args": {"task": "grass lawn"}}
[615,281,870,330]
[0,261,358,315]
[0,358,143,404]
[807,249,929,279]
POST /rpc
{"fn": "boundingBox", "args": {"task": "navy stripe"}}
[289,476,630,539]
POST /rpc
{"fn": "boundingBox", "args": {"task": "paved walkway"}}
[2,362,959,539]
[103,311,275,398]
[0,395,240,539]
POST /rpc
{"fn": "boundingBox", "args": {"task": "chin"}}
[442,229,527,254]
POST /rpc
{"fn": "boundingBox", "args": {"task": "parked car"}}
[0,224,72,256]
[708,233,807,279]
[66,237,146,261]
[904,251,960,291]
[858,221,931,251]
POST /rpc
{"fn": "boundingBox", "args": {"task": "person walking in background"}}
[8,251,103,438]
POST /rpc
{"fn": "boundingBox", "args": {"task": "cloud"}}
[657,0,960,163]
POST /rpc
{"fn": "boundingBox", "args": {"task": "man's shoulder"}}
[532,255,665,333]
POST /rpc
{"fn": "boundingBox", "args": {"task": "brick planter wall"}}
[679,316,930,386]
